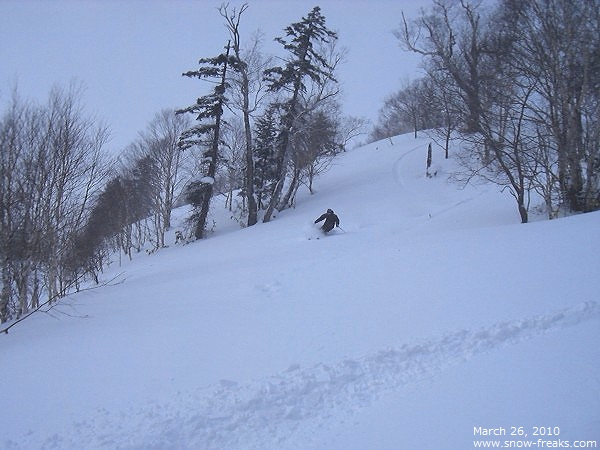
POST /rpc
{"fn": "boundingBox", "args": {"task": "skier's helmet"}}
[327,208,333,214]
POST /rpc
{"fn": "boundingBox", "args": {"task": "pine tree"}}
[262,6,338,222]
[252,104,281,210]
[177,42,240,239]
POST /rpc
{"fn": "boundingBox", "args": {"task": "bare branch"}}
[0,272,125,335]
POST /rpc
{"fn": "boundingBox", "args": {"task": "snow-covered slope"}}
[2,134,599,449]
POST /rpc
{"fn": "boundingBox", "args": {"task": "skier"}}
[314,208,340,233]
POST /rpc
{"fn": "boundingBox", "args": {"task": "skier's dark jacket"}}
[314,209,340,232]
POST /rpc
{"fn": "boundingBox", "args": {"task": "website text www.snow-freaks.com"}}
[473,427,597,448]
[473,439,598,448]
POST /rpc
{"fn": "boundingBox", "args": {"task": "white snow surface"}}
[1,134,599,449]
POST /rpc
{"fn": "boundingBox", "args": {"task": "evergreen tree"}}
[177,42,241,239]
[262,6,338,222]
[252,104,280,210]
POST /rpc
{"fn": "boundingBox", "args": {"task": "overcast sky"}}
[0,0,425,153]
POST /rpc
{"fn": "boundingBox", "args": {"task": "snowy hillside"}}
[2,134,599,449]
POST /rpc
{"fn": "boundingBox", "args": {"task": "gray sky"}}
[0,0,425,153]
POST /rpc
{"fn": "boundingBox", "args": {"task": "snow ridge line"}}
[38,301,600,450]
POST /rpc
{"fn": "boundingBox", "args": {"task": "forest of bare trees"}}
[374,0,599,222]
[0,83,109,323]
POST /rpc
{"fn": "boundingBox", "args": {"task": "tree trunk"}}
[232,40,258,226]
[517,193,528,223]
[242,79,258,226]
[0,261,11,323]
[280,169,299,210]
[263,124,293,223]
[445,124,451,159]
[195,42,231,239]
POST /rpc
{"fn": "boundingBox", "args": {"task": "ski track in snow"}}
[391,143,425,187]
[13,301,599,450]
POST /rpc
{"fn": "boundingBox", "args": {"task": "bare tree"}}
[0,91,34,321]
[218,116,246,214]
[372,78,444,142]
[294,108,339,197]
[417,70,463,159]
[337,115,370,151]
[42,83,110,298]
[220,3,271,227]
[125,109,193,248]
[398,0,498,135]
